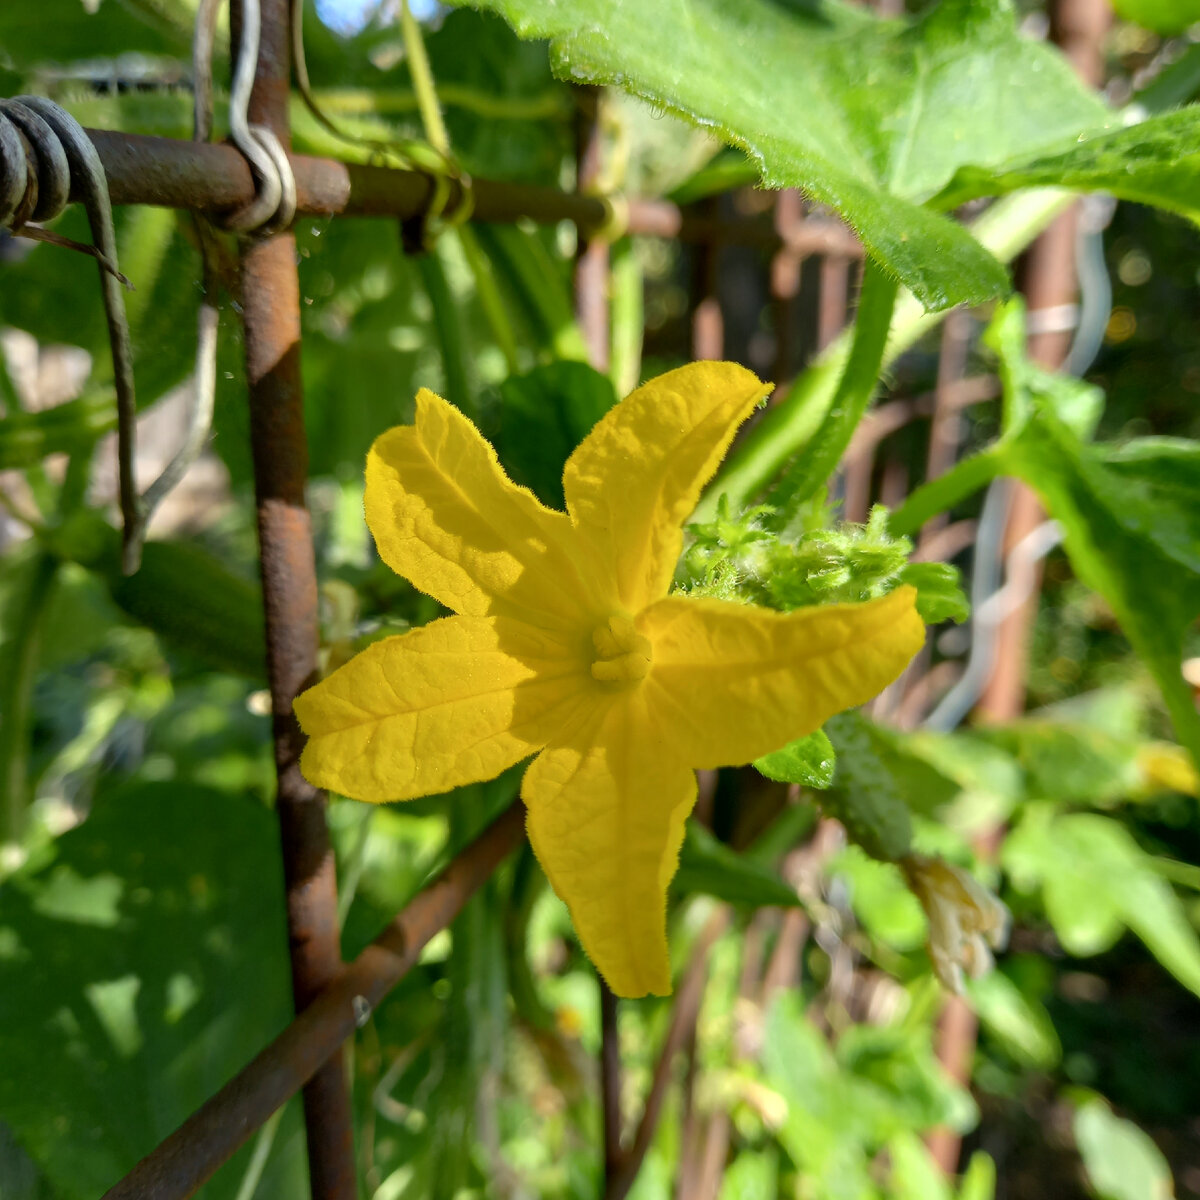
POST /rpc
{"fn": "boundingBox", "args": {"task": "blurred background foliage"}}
[2,0,1200,1198]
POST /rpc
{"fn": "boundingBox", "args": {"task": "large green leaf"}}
[673,823,803,910]
[754,728,837,791]
[0,0,193,66]
[1073,1101,1174,1200]
[936,107,1200,222]
[0,783,302,1198]
[1097,437,1200,578]
[893,300,1200,764]
[1006,412,1200,768]
[762,994,975,1195]
[496,361,617,509]
[464,0,1116,310]
[1003,807,1200,997]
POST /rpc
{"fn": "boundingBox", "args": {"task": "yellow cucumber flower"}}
[295,362,925,997]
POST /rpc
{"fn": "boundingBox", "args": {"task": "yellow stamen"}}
[591,615,652,684]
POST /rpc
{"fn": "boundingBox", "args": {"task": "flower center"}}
[590,615,652,684]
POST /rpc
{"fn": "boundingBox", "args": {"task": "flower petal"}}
[522,695,696,998]
[637,586,925,768]
[295,615,589,801]
[563,362,771,612]
[366,389,589,626]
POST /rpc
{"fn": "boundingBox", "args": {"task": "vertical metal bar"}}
[690,197,724,364]
[769,189,804,382]
[926,0,1110,1175]
[233,0,356,1194]
[573,82,624,1190]
[574,84,610,371]
[919,311,972,548]
[816,253,851,352]
[974,0,1108,724]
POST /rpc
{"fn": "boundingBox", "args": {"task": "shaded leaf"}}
[496,361,617,508]
[0,393,116,471]
[1003,808,1200,995]
[968,968,1062,1069]
[673,823,802,910]
[53,520,266,679]
[1074,1101,1175,1200]
[0,783,302,1199]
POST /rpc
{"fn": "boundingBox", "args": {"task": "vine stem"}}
[606,908,729,1200]
[600,980,624,1191]
[693,187,1074,522]
[399,0,520,377]
[763,258,898,516]
[0,551,58,845]
[398,0,450,155]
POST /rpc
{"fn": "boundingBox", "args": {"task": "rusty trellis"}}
[0,0,1109,1191]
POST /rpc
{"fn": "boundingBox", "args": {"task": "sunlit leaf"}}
[1074,1101,1175,1200]
[1004,808,1200,996]
[1110,0,1200,31]
[754,729,836,791]
[937,108,1200,223]
[465,0,1120,310]
[967,968,1062,1069]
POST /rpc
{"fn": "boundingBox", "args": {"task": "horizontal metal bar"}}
[75,128,861,254]
[102,800,526,1200]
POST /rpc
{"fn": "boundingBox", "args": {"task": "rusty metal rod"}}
[573,84,610,369]
[233,0,354,1192]
[925,0,1110,1174]
[70,127,860,254]
[102,802,527,1200]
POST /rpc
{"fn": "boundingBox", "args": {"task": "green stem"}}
[0,552,58,843]
[505,843,557,1033]
[314,84,570,123]
[695,188,1073,521]
[417,250,475,419]
[764,259,898,516]
[232,1106,284,1200]
[473,225,589,363]
[0,347,55,517]
[399,0,450,156]
[609,236,644,398]
[400,3,522,382]
[887,448,1005,537]
[457,226,521,376]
